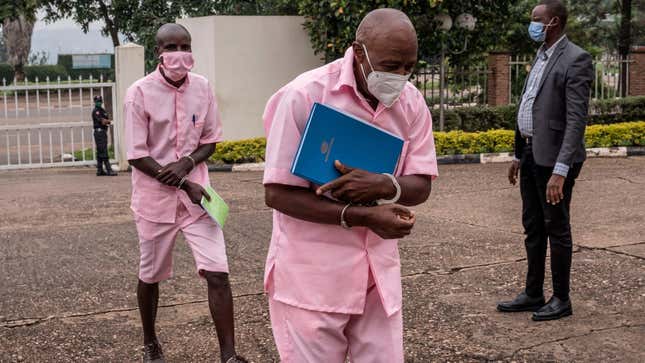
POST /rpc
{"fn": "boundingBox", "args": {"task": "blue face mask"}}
[528,19,554,42]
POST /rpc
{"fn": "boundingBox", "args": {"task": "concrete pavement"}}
[0,157,643,362]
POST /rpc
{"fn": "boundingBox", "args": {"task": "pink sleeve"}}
[262,87,312,187]
[200,85,224,145]
[399,98,439,179]
[124,87,150,160]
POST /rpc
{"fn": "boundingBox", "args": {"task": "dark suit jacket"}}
[514,36,594,167]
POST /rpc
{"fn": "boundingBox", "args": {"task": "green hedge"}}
[208,121,644,163]
[0,64,12,82]
[0,64,69,83]
[25,65,69,81]
[432,96,645,132]
[73,145,115,161]
[210,138,266,164]
[585,121,645,148]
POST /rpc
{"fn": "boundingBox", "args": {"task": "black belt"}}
[523,136,532,145]
[94,128,106,132]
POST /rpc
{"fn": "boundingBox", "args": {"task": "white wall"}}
[177,16,323,141]
[114,43,145,169]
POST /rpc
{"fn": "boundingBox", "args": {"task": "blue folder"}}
[291,102,404,186]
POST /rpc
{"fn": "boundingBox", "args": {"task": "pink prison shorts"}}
[268,271,404,362]
[134,200,229,283]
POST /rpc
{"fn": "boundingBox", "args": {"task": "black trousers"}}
[93,129,111,172]
[520,144,582,300]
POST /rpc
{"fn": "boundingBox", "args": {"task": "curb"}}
[210,146,645,172]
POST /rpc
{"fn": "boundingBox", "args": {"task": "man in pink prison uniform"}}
[124,23,246,363]
[263,9,438,363]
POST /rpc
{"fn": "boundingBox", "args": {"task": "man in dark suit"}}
[497,0,593,321]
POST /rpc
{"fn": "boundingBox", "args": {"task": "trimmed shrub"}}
[208,121,644,163]
[24,65,69,81]
[210,138,266,164]
[0,64,13,83]
[430,96,645,132]
[585,122,645,148]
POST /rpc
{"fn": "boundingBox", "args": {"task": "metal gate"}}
[0,76,117,170]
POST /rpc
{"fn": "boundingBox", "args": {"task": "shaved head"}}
[356,8,417,50]
[154,23,192,59]
[351,8,418,106]
[155,23,191,46]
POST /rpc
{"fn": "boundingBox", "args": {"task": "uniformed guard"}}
[92,95,117,176]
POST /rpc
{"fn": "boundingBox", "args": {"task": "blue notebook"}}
[291,103,404,186]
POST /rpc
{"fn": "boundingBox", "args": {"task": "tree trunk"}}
[97,0,120,47]
[618,0,632,97]
[2,15,35,82]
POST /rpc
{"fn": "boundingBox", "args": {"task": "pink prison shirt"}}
[263,48,439,316]
[124,68,223,223]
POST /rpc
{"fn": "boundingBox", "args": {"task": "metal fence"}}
[413,64,490,108]
[0,76,116,170]
[510,54,633,104]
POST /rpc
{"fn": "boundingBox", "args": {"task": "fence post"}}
[114,43,145,170]
[487,51,511,106]
[628,46,645,97]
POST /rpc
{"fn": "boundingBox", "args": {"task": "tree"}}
[42,0,127,47]
[283,0,520,64]
[1,0,39,81]
[42,0,297,71]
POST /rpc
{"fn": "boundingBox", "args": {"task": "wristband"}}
[340,203,352,229]
[184,155,196,169]
[177,176,188,189]
[377,173,401,205]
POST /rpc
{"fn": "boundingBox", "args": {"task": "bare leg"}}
[203,271,237,362]
[137,279,160,345]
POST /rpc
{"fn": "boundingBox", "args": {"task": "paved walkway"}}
[1,157,643,362]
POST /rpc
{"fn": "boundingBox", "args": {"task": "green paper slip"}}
[200,185,229,228]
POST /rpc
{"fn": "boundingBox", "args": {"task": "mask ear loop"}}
[358,43,375,83]
[543,17,557,35]
[361,43,376,73]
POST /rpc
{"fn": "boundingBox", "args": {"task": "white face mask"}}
[359,44,411,108]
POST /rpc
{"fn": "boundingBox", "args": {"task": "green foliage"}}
[24,64,68,80]
[0,63,12,81]
[432,96,645,132]
[73,145,115,161]
[0,63,68,82]
[585,121,645,147]
[288,0,518,64]
[0,0,39,22]
[42,1,298,73]
[434,129,515,155]
[434,104,519,131]
[589,96,645,124]
[206,121,644,162]
[210,138,267,164]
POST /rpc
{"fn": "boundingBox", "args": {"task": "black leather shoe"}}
[532,296,572,321]
[497,291,545,312]
[106,170,118,176]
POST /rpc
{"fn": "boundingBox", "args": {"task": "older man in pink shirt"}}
[263,9,438,362]
[124,24,246,363]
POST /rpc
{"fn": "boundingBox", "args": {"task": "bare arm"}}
[265,183,416,240]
